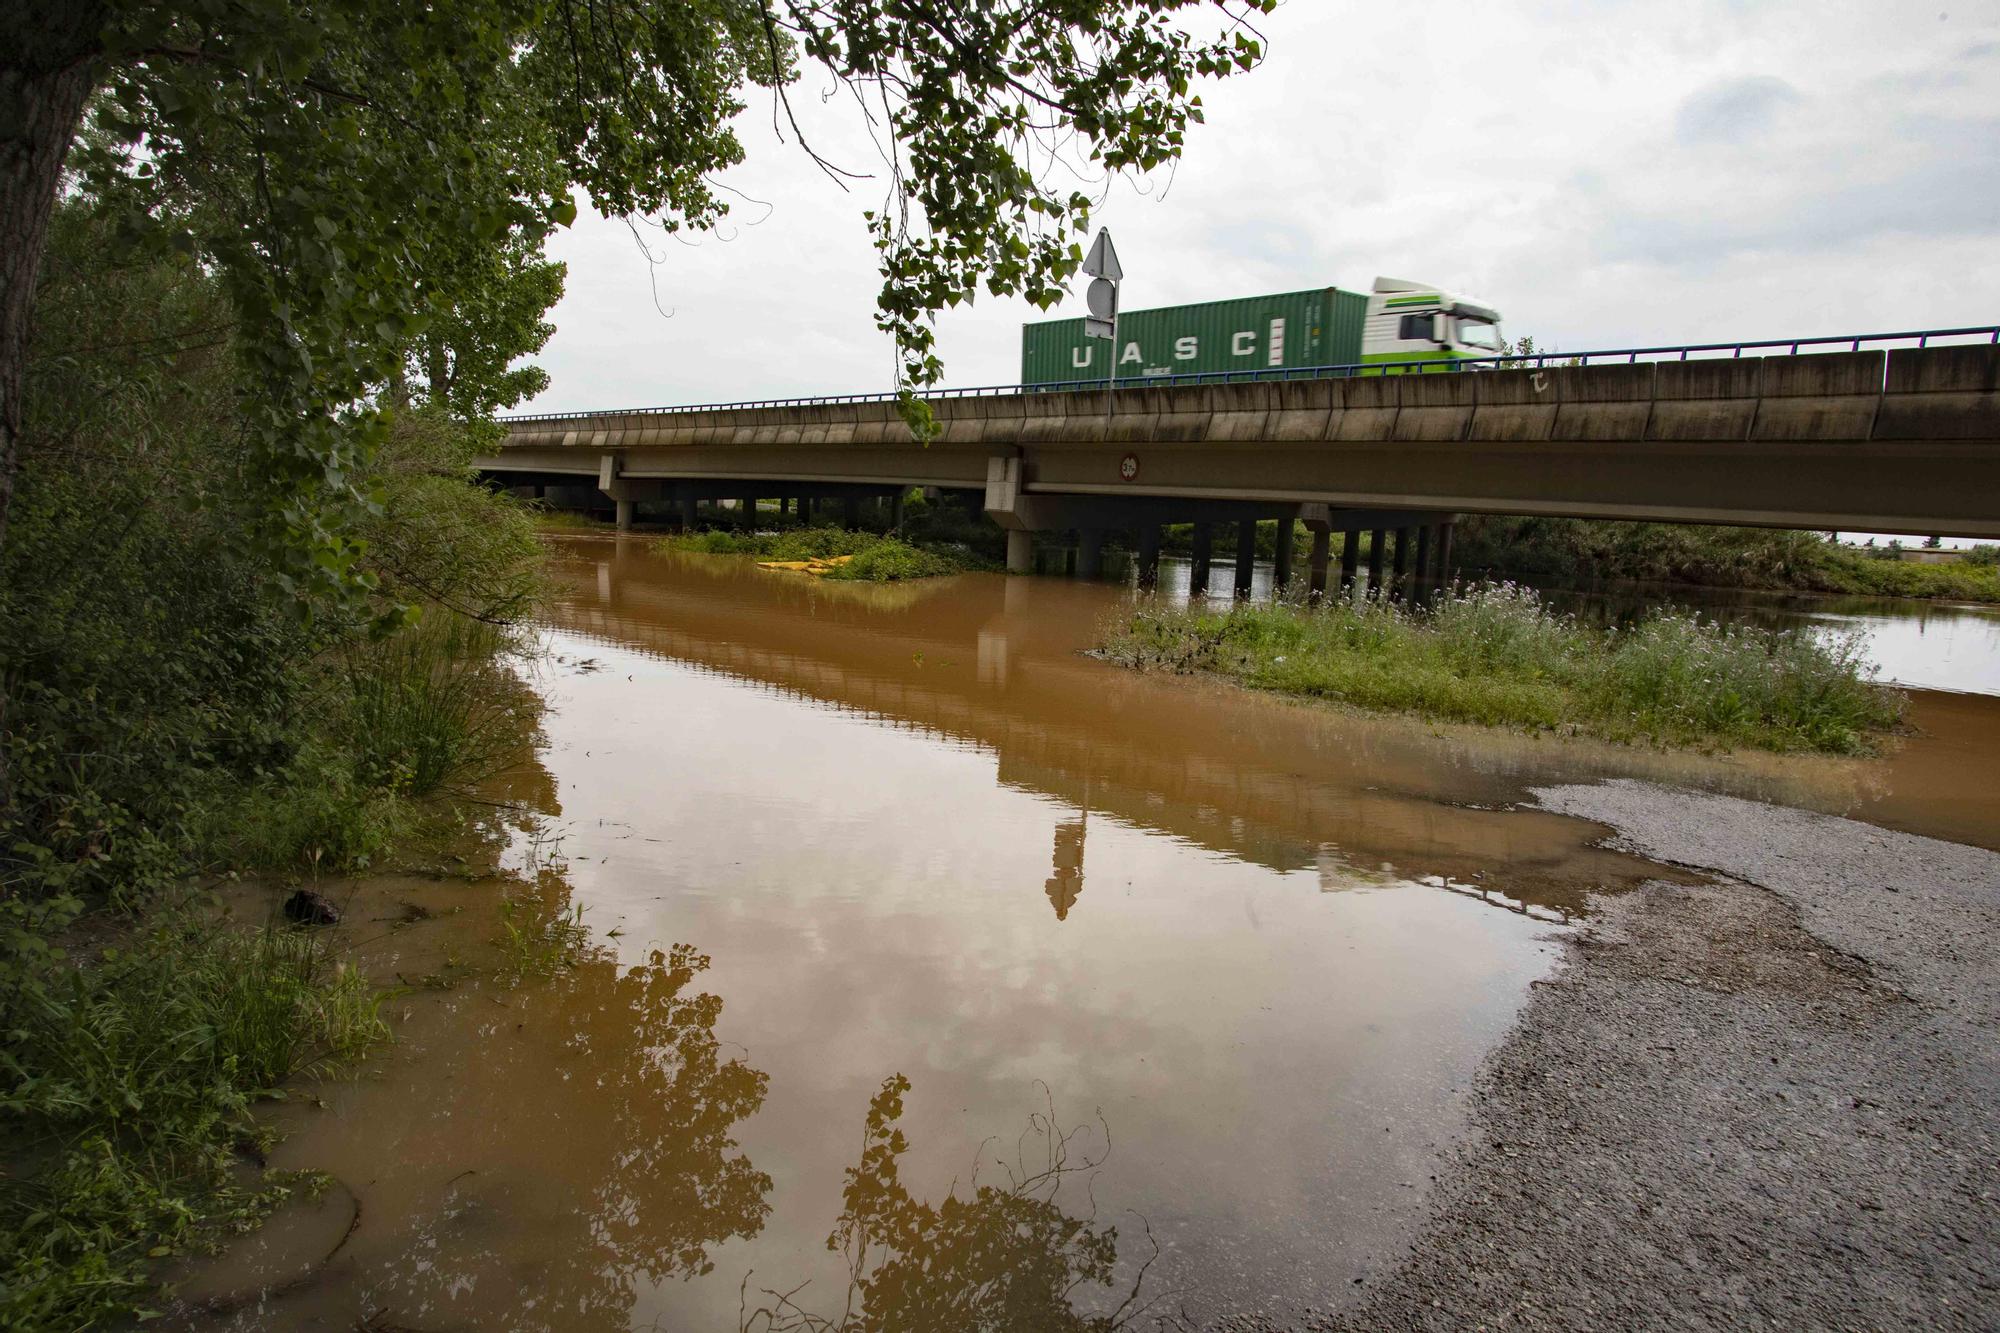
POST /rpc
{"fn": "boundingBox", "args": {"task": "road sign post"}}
[1081,228,1123,393]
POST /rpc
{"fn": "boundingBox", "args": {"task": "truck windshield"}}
[1455,316,1503,351]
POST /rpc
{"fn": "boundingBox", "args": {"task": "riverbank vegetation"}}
[1452,516,2000,603]
[1103,584,1905,755]
[659,525,994,582]
[0,202,544,1325]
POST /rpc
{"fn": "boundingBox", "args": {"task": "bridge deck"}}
[483,343,2000,538]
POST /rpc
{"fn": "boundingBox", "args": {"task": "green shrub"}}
[1103,583,1904,754]
[821,537,960,581]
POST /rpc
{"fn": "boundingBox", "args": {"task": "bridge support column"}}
[1190,522,1213,596]
[1437,520,1456,583]
[681,492,699,532]
[1234,522,1257,598]
[598,454,667,531]
[843,493,861,528]
[1415,524,1433,586]
[1367,529,1387,596]
[1308,527,1332,599]
[1341,530,1360,590]
[1137,526,1161,589]
[1273,517,1296,593]
[1392,526,1412,598]
[741,494,759,528]
[1077,529,1104,579]
[1006,529,1035,575]
[890,490,905,531]
[799,494,814,525]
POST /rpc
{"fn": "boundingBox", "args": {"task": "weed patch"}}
[0,907,386,1328]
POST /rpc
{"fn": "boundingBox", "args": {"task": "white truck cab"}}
[1361,277,1505,368]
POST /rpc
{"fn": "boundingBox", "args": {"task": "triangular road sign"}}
[1082,228,1123,281]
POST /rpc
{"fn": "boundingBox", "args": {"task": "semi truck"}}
[1019,277,1504,386]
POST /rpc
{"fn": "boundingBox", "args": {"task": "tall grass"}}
[1104,583,1905,754]
[340,614,532,798]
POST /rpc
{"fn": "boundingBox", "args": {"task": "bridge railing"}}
[498,325,2000,423]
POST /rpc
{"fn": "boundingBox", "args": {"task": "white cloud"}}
[520,0,2000,413]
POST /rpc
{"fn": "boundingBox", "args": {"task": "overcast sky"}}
[520,0,2000,415]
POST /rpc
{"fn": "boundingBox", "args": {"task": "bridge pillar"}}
[1274,517,1296,592]
[1137,526,1161,589]
[890,490,905,531]
[1309,527,1332,599]
[799,494,814,525]
[600,467,664,531]
[1367,529,1387,595]
[1415,524,1433,585]
[1341,529,1360,591]
[681,492,699,532]
[1006,529,1035,575]
[1392,526,1412,598]
[741,494,759,528]
[843,493,861,528]
[1077,529,1104,579]
[1234,522,1257,598]
[1437,520,1456,583]
[1190,522,1214,596]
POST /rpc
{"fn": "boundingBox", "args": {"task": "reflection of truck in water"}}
[1019,277,1503,385]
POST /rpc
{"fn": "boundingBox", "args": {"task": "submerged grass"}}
[657,527,987,581]
[1103,583,1905,755]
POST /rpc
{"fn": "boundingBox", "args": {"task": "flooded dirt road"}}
[175,537,2000,1330]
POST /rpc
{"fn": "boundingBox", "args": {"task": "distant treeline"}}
[1449,518,2000,603]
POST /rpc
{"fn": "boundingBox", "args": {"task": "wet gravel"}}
[1248,779,2000,1331]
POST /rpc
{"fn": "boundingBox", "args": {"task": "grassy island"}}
[657,527,990,582]
[1102,584,1905,755]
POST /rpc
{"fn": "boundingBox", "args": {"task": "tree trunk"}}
[426,334,451,408]
[0,5,107,813]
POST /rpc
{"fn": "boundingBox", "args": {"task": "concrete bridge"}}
[484,337,2000,591]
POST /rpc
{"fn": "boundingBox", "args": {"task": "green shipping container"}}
[1019,287,1370,386]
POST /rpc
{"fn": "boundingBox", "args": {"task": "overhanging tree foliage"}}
[0,0,1273,804]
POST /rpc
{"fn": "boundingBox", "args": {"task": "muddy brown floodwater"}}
[171,536,2000,1331]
